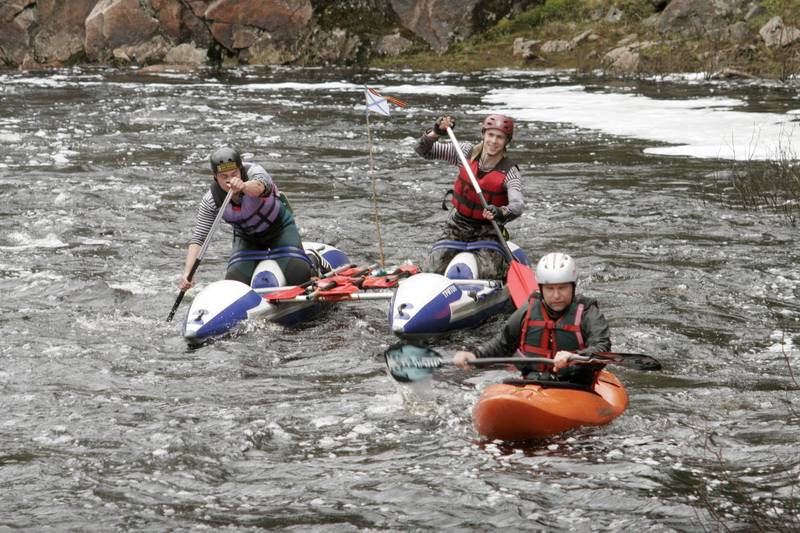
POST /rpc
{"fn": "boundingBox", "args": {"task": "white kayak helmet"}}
[535,252,577,284]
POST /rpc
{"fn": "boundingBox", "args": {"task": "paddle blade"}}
[384,343,444,383]
[263,286,307,301]
[506,261,538,308]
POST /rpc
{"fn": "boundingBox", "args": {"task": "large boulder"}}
[32,0,97,64]
[656,0,723,37]
[0,0,36,65]
[112,35,171,64]
[759,16,800,48]
[390,0,479,52]
[151,0,184,42]
[84,0,160,61]
[204,0,312,41]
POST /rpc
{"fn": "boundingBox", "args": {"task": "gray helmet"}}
[535,252,577,284]
[209,146,244,177]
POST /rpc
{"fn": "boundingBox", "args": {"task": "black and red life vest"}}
[519,294,587,360]
[450,150,516,220]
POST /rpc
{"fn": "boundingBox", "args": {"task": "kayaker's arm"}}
[576,303,612,355]
[414,116,472,167]
[243,162,273,198]
[473,302,529,359]
[504,167,524,219]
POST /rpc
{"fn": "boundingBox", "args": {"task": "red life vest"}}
[519,294,586,363]
[451,155,515,220]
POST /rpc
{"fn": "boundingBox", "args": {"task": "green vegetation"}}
[730,157,800,226]
[370,0,800,80]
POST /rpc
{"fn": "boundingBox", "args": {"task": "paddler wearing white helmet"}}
[454,252,612,387]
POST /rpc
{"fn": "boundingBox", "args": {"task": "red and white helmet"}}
[535,253,577,284]
[481,114,514,142]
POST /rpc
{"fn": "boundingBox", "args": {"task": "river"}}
[0,66,798,531]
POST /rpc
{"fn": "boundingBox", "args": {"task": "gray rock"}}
[375,33,413,57]
[759,16,800,48]
[571,30,596,45]
[604,46,640,73]
[605,6,624,23]
[112,35,170,65]
[0,2,35,65]
[241,35,297,65]
[163,42,207,65]
[657,0,723,37]
[512,37,541,59]
[84,0,160,61]
[540,39,575,53]
[390,0,479,51]
[204,0,313,41]
[302,28,362,65]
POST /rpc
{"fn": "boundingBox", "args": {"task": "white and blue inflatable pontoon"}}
[389,240,531,337]
[181,242,349,344]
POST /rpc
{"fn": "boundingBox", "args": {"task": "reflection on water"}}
[0,66,797,531]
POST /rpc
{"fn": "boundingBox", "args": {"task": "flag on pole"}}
[365,86,407,116]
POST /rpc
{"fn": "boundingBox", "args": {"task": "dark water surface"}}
[0,66,798,531]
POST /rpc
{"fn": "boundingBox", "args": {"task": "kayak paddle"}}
[166,189,233,322]
[445,127,537,308]
[384,343,662,383]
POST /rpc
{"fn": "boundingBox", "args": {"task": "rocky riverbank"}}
[1,0,798,80]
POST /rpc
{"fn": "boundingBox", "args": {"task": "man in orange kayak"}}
[454,252,611,386]
[415,114,524,280]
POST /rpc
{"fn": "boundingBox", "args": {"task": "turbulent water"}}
[1,66,798,531]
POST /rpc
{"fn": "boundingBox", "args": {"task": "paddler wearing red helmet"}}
[415,114,524,280]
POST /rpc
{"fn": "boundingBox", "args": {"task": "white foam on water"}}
[107,281,160,296]
[241,81,360,92]
[484,84,800,160]
[0,131,22,143]
[382,84,475,95]
[768,331,796,353]
[0,232,68,250]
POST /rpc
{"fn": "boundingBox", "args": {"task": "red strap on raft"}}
[263,263,421,301]
[312,283,360,301]
[362,264,421,289]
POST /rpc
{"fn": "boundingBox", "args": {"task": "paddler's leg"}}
[427,248,457,274]
[472,219,508,280]
[474,248,508,280]
[225,234,263,284]
[269,221,315,286]
[428,210,469,274]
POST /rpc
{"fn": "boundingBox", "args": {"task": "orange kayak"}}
[472,370,628,441]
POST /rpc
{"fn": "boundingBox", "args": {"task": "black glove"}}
[433,116,455,136]
[485,205,503,220]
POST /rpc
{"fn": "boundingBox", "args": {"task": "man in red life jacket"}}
[415,114,524,280]
[454,252,611,387]
[178,147,317,291]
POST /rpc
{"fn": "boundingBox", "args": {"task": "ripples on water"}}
[0,66,798,531]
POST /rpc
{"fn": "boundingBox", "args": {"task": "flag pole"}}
[365,107,386,268]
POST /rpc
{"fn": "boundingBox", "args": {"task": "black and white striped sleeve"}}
[189,191,218,246]
[504,166,524,217]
